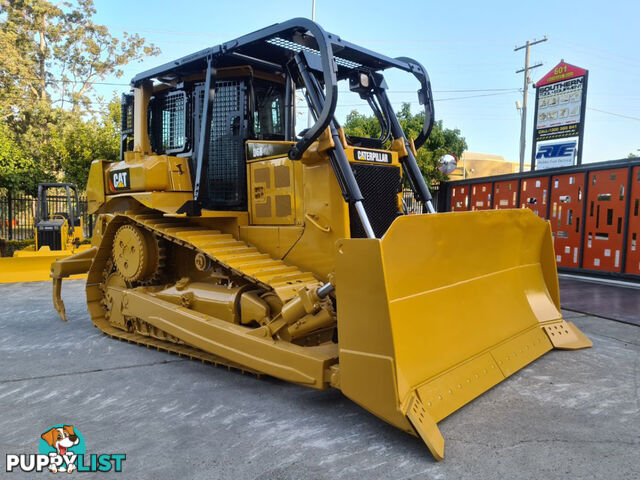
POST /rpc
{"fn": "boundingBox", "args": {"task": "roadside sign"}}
[532,61,588,170]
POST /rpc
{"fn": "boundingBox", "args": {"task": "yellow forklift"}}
[0,183,89,283]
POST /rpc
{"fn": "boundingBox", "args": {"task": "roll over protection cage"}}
[130,17,437,221]
[36,183,80,234]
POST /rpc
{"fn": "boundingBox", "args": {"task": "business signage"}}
[534,138,577,170]
[532,61,588,170]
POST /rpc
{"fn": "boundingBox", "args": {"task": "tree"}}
[344,110,382,139]
[1,0,159,113]
[344,103,467,183]
[58,96,120,188]
[0,0,158,191]
[0,121,45,193]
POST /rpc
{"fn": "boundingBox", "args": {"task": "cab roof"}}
[131,18,423,86]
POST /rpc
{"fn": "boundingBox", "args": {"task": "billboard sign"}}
[534,137,578,170]
[532,61,588,170]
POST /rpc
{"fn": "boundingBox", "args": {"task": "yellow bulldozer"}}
[0,183,89,283]
[51,19,591,460]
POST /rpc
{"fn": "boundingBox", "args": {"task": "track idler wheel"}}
[112,224,160,283]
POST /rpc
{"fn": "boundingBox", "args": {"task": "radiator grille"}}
[349,163,402,238]
[37,224,62,250]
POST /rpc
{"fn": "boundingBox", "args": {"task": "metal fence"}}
[402,185,440,214]
[1,188,437,241]
[0,192,93,241]
[439,157,640,280]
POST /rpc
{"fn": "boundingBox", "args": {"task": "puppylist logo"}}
[5,424,126,473]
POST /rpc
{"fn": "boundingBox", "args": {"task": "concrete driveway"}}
[0,279,638,479]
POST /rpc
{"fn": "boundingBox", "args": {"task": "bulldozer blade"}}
[335,209,591,461]
[50,247,97,322]
[0,248,83,284]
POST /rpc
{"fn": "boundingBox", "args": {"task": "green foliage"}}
[3,238,35,257]
[0,0,158,192]
[344,110,382,139]
[0,122,47,193]
[1,0,159,113]
[57,97,121,188]
[0,96,120,192]
[344,103,468,184]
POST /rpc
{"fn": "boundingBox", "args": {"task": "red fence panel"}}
[443,158,640,279]
[626,166,640,274]
[450,185,470,211]
[520,176,549,218]
[550,173,586,268]
[493,180,519,209]
[470,182,492,210]
[583,168,628,272]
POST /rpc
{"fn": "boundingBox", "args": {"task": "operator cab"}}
[122,69,288,211]
[120,18,435,238]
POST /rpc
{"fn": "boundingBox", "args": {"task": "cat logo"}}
[354,149,392,164]
[109,169,130,191]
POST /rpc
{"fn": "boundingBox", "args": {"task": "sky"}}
[92,0,640,165]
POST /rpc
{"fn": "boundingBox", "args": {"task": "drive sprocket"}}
[112,224,161,283]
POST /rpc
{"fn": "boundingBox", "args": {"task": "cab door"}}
[194,80,249,211]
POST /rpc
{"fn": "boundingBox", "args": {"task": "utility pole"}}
[515,36,547,172]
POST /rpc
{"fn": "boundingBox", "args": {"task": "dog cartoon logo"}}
[39,425,85,473]
[6,424,125,473]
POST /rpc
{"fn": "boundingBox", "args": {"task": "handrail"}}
[394,56,435,150]
[285,19,338,160]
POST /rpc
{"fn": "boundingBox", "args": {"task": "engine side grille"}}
[349,163,402,238]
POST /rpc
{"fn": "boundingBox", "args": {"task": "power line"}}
[9,77,130,86]
[587,107,640,122]
[296,90,520,109]
[433,88,519,93]
[16,75,524,93]
[15,75,526,96]
[514,36,547,172]
[342,88,520,94]
[434,90,520,101]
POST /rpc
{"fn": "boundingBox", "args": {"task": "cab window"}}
[252,79,285,140]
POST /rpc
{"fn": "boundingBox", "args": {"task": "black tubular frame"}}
[395,57,435,150]
[193,58,216,202]
[291,51,364,204]
[377,87,434,209]
[131,18,437,212]
[36,183,79,233]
